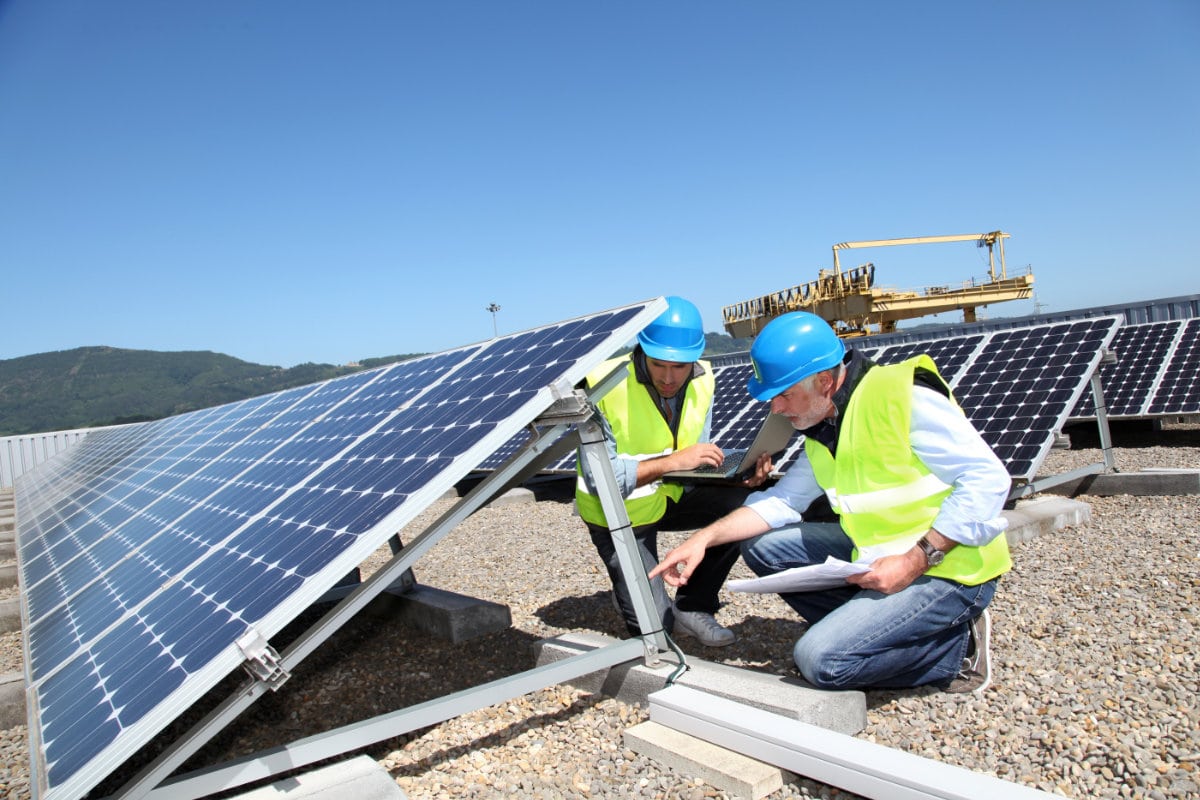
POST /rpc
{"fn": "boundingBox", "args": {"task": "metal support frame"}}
[108,391,661,800]
[649,684,1059,800]
[145,639,646,800]
[575,416,668,662]
[573,359,671,660]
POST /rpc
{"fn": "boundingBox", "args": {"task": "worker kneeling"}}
[651,311,1011,692]
[576,297,772,647]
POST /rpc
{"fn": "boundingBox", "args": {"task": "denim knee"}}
[738,534,772,577]
[793,626,858,690]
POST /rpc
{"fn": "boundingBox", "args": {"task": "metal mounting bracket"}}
[236,629,290,691]
[534,386,593,425]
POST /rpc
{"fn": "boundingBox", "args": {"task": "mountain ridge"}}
[1,333,752,436]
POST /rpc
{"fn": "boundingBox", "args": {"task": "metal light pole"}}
[486,303,501,338]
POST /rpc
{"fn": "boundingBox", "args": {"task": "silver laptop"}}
[663,412,796,481]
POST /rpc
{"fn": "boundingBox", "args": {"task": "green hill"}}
[0,334,752,437]
[0,347,419,436]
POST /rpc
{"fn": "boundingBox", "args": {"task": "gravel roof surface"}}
[1,424,1197,800]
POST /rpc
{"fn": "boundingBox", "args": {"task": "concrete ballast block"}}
[533,631,866,736]
[1003,497,1091,545]
[367,584,511,643]
[227,755,406,800]
[625,721,784,800]
[0,598,20,633]
[0,671,26,730]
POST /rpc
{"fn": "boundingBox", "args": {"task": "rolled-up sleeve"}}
[910,387,1011,547]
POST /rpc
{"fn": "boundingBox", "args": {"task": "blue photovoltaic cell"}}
[1072,318,1200,418]
[15,300,662,800]
[1148,318,1200,415]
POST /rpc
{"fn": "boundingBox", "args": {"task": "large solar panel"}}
[14,299,665,800]
[1072,318,1200,419]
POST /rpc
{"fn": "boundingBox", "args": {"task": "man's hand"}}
[669,442,725,471]
[740,452,773,488]
[648,537,708,587]
[845,547,926,595]
[637,443,725,487]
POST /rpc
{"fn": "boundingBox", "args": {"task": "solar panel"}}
[1072,318,1200,419]
[858,334,985,386]
[940,318,1118,479]
[14,299,665,800]
[1149,318,1200,414]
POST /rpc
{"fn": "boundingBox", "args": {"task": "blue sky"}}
[1,1,1197,368]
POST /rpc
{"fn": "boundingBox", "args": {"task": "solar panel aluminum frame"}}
[18,299,671,800]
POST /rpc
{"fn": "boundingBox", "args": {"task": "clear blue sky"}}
[1,1,1197,368]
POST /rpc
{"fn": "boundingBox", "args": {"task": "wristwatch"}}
[917,536,945,567]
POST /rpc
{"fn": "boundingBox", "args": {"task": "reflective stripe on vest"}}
[824,472,952,515]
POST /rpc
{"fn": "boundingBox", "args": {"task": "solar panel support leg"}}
[576,417,669,664]
[386,534,417,591]
[1088,371,1117,471]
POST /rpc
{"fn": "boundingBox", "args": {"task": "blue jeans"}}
[740,522,996,690]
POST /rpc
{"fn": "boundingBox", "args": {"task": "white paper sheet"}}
[727,556,871,593]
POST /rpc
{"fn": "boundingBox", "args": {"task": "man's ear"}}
[818,369,835,395]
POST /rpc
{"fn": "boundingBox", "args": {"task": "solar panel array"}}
[704,316,1121,481]
[1072,318,1200,419]
[14,299,663,800]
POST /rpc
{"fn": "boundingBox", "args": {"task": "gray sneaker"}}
[947,609,992,694]
[672,606,736,647]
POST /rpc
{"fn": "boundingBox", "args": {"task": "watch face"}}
[928,550,945,566]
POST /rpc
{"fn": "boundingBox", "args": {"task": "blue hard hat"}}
[637,296,706,362]
[747,312,845,401]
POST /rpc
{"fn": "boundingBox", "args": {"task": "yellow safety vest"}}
[806,356,1011,586]
[575,356,714,527]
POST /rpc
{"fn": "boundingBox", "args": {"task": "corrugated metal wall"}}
[1,428,95,488]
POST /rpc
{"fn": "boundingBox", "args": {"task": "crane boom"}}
[832,231,1010,280]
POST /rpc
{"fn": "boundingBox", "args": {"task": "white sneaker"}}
[947,609,992,694]
[672,606,736,647]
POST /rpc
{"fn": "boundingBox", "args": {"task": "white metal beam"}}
[649,685,1058,800]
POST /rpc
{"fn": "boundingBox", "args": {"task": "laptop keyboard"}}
[684,448,748,476]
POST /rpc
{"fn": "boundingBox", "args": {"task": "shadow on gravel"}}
[533,591,628,637]
[373,692,607,782]
[1064,420,1200,448]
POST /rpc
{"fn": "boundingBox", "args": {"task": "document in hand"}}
[727,556,871,593]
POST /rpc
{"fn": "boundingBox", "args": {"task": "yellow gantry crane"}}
[722,231,1035,339]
